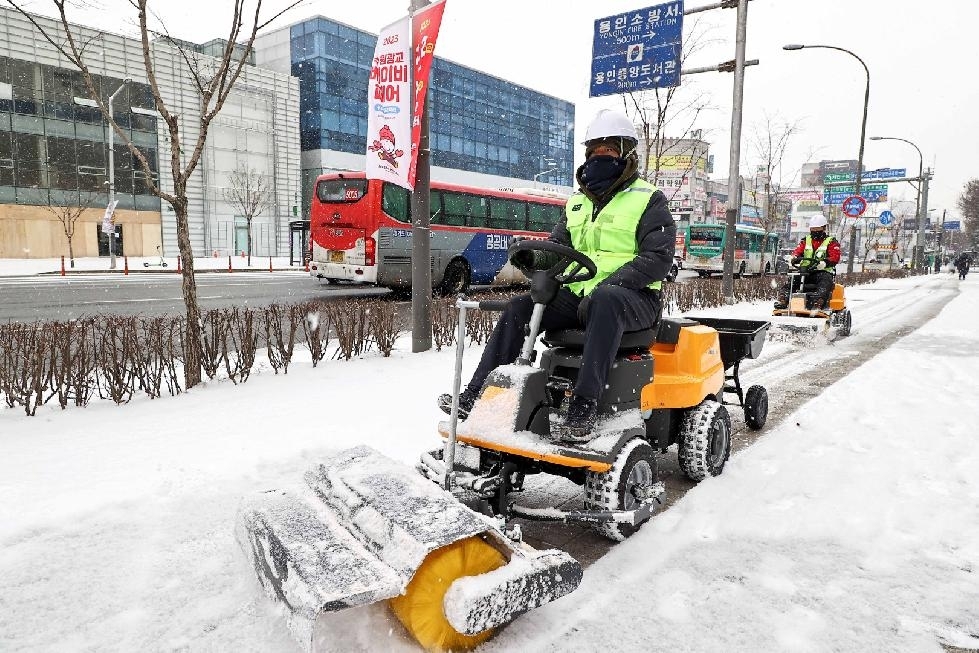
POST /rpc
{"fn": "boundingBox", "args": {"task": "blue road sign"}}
[943,220,961,231]
[842,195,868,218]
[879,210,893,226]
[590,2,684,97]
[824,189,888,204]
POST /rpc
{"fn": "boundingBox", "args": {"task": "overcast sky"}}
[19,0,978,216]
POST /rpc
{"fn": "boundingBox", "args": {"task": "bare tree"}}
[6,0,302,388]
[957,178,979,246]
[223,166,274,267]
[621,19,716,190]
[748,114,807,274]
[43,191,98,268]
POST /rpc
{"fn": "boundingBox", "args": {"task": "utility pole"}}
[913,168,932,269]
[721,0,749,303]
[410,0,432,352]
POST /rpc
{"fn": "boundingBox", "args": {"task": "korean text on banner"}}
[366,17,412,189]
[408,0,447,189]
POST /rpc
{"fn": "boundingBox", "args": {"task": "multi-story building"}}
[0,6,299,259]
[637,133,710,227]
[254,16,576,219]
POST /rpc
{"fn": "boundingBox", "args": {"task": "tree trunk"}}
[247,218,252,267]
[68,238,75,268]
[174,199,202,388]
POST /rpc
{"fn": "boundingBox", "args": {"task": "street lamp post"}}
[75,79,130,269]
[784,43,869,275]
[869,136,926,269]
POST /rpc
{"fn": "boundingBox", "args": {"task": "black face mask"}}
[810,230,827,240]
[580,155,627,197]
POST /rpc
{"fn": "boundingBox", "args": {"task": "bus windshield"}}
[316,178,368,203]
[688,226,723,246]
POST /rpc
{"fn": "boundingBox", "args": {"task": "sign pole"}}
[721,0,748,304]
[410,0,433,353]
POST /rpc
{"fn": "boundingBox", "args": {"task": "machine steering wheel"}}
[508,239,597,286]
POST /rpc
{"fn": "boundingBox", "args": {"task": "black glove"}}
[577,295,592,324]
[509,248,537,272]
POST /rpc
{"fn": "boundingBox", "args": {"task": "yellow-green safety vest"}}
[564,178,663,296]
[802,234,836,272]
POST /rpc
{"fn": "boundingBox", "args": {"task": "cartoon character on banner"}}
[369,124,404,168]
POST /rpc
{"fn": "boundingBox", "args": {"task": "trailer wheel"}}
[840,309,852,337]
[744,385,768,430]
[584,439,658,542]
[389,535,506,651]
[678,400,732,482]
[438,259,471,296]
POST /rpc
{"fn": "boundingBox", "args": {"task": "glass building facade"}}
[0,56,160,212]
[288,17,574,187]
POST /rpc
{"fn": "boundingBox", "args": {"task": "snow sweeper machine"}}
[237,240,771,651]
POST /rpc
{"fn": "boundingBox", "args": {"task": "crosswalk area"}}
[0,271,309,286]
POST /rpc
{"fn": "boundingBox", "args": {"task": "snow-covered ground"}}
[0,272,976,652]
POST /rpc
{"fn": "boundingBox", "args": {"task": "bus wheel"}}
[438,259,471,296]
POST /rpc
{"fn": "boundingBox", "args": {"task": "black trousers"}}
[468,285,662,401]
[778,270,835,308]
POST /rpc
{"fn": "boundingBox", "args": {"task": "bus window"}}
[488,198,527,230]
[443,191,488,227]
[381,182,410,223]
[430,190,444,224]
[529,202,562,233]
[316,177,367,203]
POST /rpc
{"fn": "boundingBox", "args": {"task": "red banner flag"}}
[408,0,447,189]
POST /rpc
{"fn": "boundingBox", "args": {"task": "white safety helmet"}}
[582,109,639,144]
[809,214,828,229]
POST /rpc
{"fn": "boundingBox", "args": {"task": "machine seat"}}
[542,318,699,350]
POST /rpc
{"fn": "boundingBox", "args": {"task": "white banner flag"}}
[101,199,119,234]
[366,16,412,189]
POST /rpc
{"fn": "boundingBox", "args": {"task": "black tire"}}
[162,262,168,268]
[437,259,471,297]
[744,384,768,431]
[143,262,149,267]
[840,309,852,337]
[583,439,658,541]
[678,400,732,482]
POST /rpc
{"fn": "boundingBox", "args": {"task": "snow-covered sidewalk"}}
[0,273,976,652]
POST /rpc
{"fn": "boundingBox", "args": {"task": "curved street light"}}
[869,136,926,267]
[783,43,870,274]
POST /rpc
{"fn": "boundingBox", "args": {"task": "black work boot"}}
[438,387,478,419]
[554,395,598,443]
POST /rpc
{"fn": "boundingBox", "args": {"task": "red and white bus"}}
[308,172,568,294]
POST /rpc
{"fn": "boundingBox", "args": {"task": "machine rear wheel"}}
[678,400,732,481]
[388,535,506,651]
[583,439,657,542]
[840,309,852,337]
[744,385,768,431]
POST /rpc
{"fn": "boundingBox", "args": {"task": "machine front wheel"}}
[678,400,732,482]
[584,439,658,542]
[744,384,768,431]
[388,535,506,651]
